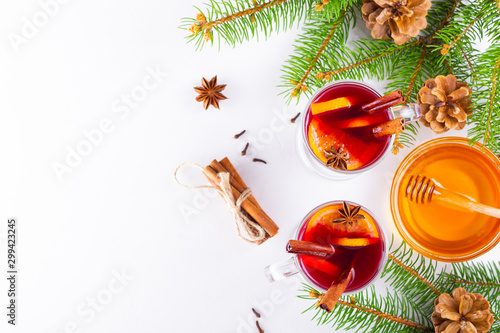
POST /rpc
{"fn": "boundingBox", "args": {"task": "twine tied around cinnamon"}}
[174,162,267,244]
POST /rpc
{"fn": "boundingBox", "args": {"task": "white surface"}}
[0,1,497,332]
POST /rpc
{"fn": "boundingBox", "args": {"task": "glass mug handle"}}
[264,257,299,282]
[391,103,422,125]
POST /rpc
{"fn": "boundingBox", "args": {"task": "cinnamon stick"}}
[202,165,279,237]
[210,159,271,244]
[319,265,355,312]
[286,240,335,257]
[372,117,405,138]
[210,158,278,242]
[219,157,262,207]
[210,159,261,210]
[364,97,404,115]
[217,158,274,245]
[361,89,402,112]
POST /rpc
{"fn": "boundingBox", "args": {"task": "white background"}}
[0,1,497,332]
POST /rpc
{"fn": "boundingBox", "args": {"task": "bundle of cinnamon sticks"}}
[202,157,279,244]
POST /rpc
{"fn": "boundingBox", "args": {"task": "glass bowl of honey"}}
[390,137,500,262]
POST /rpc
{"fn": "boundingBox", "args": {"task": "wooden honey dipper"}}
[405,175,500,219]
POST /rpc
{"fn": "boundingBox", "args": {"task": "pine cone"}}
[432,287,494,333]
[418,74,473,134]
[361,0,431,45]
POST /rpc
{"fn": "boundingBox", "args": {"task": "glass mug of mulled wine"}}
[265,201,387,299]
[297,80,422,180]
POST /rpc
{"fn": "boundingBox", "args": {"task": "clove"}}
[256,321,264,333]
[234,130,246,139]
[290,112,301,123]
[253,158,267,164]
[241,143,249,156]
[252,308,261,318]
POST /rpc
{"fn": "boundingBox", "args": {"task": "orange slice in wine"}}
[328,213,379,239]
[328,237,379,247]
[305,204,379,240]
[311,97,355,115]
[308,117,363,170]
[332,115,382,129]
[301,255,342,278]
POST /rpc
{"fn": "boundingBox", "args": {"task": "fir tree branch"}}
[280,7,355,101]
[391,133,404,155]
[450,279,500,288]
[432,34,471,84]
[483,56,499,149]
[469,0,500,42]
[469,42,500,153]
[441,11,483,56]
[448,260,500,300]
[204,0,291,29]
[181,0,316,49]
[444,59,453,75]
[302,285,434,333]
[426,0,461,40]
[311,0,356,20]
[459,45,475,79]
[388,254,441,296]
[289,9,348,98]
[404,47,428,103]
[382,240,445,313]
[317,40,420,79]
[298,242,500,332]
[183,0,500,158]
[335,299,431,332]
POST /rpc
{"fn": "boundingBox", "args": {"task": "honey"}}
[392,137,500,261]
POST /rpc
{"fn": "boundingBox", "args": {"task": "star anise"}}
[194,76,227,110]
[332,201,365,227]
[323,146,349,170]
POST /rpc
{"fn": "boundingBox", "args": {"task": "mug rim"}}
[300,80,395,175]
[292,200,388,294]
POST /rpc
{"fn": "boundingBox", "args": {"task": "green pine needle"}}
[183,0,500,157]
[298,239,500,333]
[180,0,318,50]
[301,283,433,333]
[468,42,500,154]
